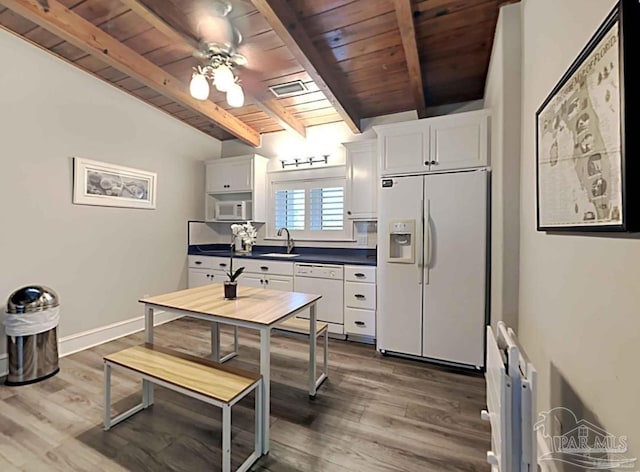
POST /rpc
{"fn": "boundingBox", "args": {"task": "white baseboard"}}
[0,311,182,377]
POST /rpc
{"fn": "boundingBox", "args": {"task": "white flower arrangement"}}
[230,221,258,251]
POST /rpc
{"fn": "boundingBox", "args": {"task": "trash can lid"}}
[7,286,59,314]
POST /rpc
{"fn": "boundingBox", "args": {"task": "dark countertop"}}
[188,244,377,266]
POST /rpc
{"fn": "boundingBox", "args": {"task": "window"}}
[271,177,348,240]
[310,186,344,231]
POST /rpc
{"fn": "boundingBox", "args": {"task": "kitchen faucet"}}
[277,227,295,254]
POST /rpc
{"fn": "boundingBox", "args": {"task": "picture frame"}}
[535,1,640,232]
[73,157,157,210]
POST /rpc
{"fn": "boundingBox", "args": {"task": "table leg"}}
[260,328,271,454]
[309,303,317,398]
[143,305,154,407]
[210,322,220,362]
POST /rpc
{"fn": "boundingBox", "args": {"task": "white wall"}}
[484,3,522,330]
[519,0,639,461]
[0,29,221,357]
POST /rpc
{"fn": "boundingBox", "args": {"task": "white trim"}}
[0,311,182,377]
[537,428,560,472]
[59,310,179,357]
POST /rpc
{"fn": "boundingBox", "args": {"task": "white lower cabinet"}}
[345,308,376,337]
[238,273,294,291]
[188,268,227,288]
[344,265,376,342]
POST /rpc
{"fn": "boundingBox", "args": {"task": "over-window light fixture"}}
[189,54,244,108]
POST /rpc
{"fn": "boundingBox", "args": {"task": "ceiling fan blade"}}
[236,43,296,75]
[238,70,273,101]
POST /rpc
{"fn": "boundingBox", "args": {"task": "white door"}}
[206,159,252,193]
[376,175,424,356]
[345,140,377,219]
[237,273,263,288]
[378,121,430,176]
[265,275,293,291]
[188,268,211,288]
[422,170,487,367]
[429,111,488,171]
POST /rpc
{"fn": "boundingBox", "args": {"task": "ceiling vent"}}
[269,80,308,98]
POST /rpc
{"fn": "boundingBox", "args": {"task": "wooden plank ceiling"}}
[0,0,518,144]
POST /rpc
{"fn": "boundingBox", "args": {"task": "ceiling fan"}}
[187,0,285,107]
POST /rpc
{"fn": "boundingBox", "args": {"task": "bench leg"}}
[222,405,232,472]
[104,363,112,430]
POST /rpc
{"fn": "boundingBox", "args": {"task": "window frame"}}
[267,167,353,241]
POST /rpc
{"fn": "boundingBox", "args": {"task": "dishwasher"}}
[293,263,345,337]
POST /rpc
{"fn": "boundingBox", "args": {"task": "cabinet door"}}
[429,111,488,171]
[265,275,293,291]
[237,273,263,288]
[188,268,212,288]
[206,159,252,193]
[188,269,226,288]
[346,140,377,219]
[378,121,430,176]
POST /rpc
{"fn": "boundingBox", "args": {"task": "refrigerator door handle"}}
[424,199,430,285]
[418,199,424,285]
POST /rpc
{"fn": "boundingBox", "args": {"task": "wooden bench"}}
[104,344,262,472]
[273,318,329,396]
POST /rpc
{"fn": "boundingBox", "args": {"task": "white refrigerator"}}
[377,169,488,369]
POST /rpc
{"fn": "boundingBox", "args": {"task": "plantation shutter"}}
[274,187,305,230]
[309,186,344,231]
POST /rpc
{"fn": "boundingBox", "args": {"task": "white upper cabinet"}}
[375,120,430,176]
[375,109,490,176]
[206,156,253,193]
[204,154,268,222]
[429,109,489,171]
[345,139,377,220]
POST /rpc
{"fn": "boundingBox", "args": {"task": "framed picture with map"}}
[536,1,640,232]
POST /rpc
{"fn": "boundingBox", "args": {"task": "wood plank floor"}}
[0,318,490,471]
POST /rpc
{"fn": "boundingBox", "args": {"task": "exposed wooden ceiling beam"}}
[393,0,427,118]
[118,0,200,51]
[0,0,261,146]
[121,0,305,139]
[251,0,362,134]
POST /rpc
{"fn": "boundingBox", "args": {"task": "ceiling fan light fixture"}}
[189,72,210,100]
[226,82,244,108]
[214,63,234,92]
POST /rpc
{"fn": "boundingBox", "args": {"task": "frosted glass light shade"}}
[214,64,234,92]
[189,73,210,100]
[227,82,244,108]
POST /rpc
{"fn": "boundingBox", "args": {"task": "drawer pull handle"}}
[195,261,202,265]
[354,273,365,278]
[219,263,227,267]
[354,294,366,299]
[355,321,366,326]
[260,266,269,271]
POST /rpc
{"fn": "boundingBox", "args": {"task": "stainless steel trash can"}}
[5,286,60,386]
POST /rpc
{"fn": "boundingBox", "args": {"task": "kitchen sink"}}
[261,253,299,258]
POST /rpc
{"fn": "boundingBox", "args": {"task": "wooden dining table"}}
[139,284,322,455]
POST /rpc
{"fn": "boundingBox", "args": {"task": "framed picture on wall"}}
[73,158,157,209]
[535,0,640,232]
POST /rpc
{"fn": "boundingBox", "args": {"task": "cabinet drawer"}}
[345,308,375,337]
[345,282,376,309]
[188,256,214,269]
[188,255,231,270]
[243,259,294,276]
[344,265,376,283]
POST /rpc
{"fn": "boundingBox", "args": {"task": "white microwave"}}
[215,201,249,220]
